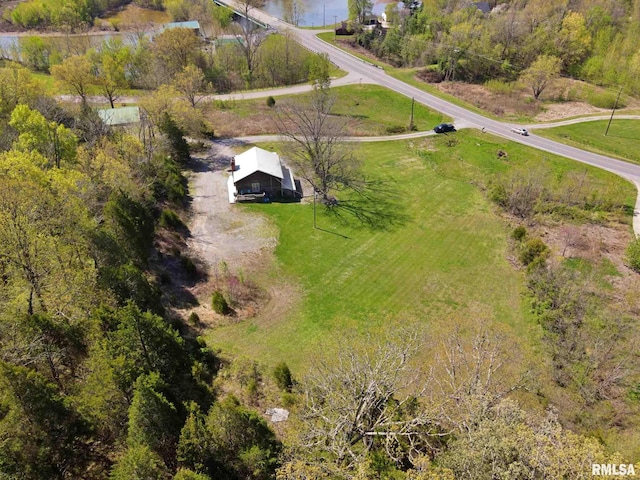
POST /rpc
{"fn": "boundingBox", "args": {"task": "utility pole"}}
[313,190,317,229]
[323,4,325,28]
[333,14,338,39]
[408,97,415,131]
[605,86,623,136]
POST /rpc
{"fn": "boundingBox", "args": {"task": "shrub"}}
[180,256,198,278]
[188,312,200,325]
[266,96,275,107]
[585,89,626,109]
[385,125,406,134]
[159,209,185,229]
[512,226,527,242]
[211,290,229,314]
[488,184,507,207]
[520,238,549,266]
[485,79,514,95]
[273,362,293,392]
[280,392,296,407]
[626,237,640,272]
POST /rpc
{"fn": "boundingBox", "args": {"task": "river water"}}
[0,0,396,55]
[262,0,394,27]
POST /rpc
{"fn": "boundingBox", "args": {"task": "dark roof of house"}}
[473,2,491,14]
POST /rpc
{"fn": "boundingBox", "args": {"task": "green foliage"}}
[273,362,293,392]
[154,157,187,204]
[306,53,331,86]
[177,402,211,473]
[188,312,200,325]
[127,372,179,462]
[585,88,626,109]
[206,396,281,479]
[266,96,276,107]
[95,303,192,400]
[0,362,91,479]
[385,124,406,134]
[110,444,170,480]
[512,225,527,242]
[160,208,185,229]
[0,65,43,116]
[104,192,155,264]
[19,36,60,72]
[160,113,191,164]
[99,262,163,313]
[211,290,229,315]
[9,104,77,168]
[625,237,640,272]
[180,256,199,279]
[519,238,549,266]
[484,79,514,94]
[174,469,211,480]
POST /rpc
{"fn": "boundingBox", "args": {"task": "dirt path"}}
[187,139,277,269]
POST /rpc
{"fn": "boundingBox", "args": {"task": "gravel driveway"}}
[187,140,278,269]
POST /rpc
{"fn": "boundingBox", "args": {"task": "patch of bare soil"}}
[533,102,609,122]
[514,217,639,304]
[174,140,301,330]
[434,81,542,119]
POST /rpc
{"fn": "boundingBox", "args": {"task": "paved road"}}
[219,0,640,233]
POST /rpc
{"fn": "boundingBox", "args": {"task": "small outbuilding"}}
[227,147,298,203]
[162,20,202,36]
[96,106,140,126]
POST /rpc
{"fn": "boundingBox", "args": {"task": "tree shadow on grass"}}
[323,178,411,231]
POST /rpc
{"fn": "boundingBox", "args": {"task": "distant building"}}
[227,147,299,203]
[161,20,201,36]
[97,106,140,126]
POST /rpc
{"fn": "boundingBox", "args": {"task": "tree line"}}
[352,0,640,97]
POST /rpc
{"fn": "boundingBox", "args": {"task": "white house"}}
[227,147,298,203]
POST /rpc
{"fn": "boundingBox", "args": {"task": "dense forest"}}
[354,0,640,98]
[0,0,639,479]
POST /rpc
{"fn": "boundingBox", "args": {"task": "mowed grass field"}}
[535,119,640,164]
[206,129,635,370]
[210,84,446,136]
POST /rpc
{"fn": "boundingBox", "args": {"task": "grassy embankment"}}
[535,119,640,165]
[206,129,635,371]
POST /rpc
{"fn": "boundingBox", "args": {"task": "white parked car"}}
[511,127,529,136]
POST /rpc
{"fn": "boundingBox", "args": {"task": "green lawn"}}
[534,119,640,165]
[206,131,634,371]
[214,84,447,135]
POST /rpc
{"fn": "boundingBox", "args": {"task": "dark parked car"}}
[434,123,456,133]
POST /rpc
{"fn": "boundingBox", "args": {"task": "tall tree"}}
[0,362,91,479]
[51,55,93,104]
[110,444,171,480]
[172,65,207,108]
[274,85,362,202]
[294,331,436,473]
[90,42,132,108]
[9,104,77,168]
[151,28,201,81]
[127,372,179,465]
[236,0,268,88]
[348,0,373,24]
[519,54,562,99]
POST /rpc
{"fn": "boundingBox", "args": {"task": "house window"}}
[251,182,260,192]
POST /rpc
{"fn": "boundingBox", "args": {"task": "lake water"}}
[263,0,393,27]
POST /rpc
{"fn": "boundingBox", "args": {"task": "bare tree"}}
[274,86,363,203]
[296,330,438,470]
[236,0,268,87]
[431,319,531,437]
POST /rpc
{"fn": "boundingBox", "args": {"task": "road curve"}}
[220,0,640,234]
